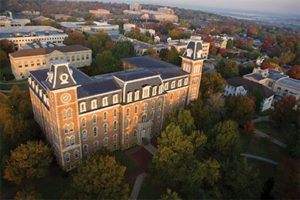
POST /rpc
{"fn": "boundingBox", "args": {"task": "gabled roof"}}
[226,77,274,98]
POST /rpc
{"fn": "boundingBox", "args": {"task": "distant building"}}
[28,37,209,170]
[225,77,274,111]
[157,7,175,15]
[0,26,68,48]
[244,68,300,101]
[21,10,40,16]
[32,16,51,23]
[0,16,30,27]
[9,45,91,80]
[89,9,110,16]
[129,4,142,11]
[52,14,72,21]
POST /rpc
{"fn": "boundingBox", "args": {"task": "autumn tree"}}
[4,141,52,185]
[166,108,195,135]
[73,155,129,199]
[287,65,300,80]
[225,96,256,126]
[216,59,239,78]
[87,31,111,56]
[271,96,299,128]
[64,31,86,46]
[273,159,300,199]
[200,72,225,97]
[14,186,41,200]
[161,188,181,200]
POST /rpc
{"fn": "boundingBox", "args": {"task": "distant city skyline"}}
[98,0,300,15]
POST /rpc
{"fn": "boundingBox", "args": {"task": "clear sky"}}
[100,0,300,15]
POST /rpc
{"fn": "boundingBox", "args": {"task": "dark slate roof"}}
[10,45,90,58]
[182,40,205,60]
[77,78,121,98]
[226,77,274,98]
[114,68,159,81]
[122,56,188,79]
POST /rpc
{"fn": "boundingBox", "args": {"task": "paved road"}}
[130,172,147,200]
[240,153,278,165]
[254,129,287,148]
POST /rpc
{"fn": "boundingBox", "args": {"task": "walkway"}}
[130,172,147,200]
[254,129,287,148]
[143,143,158,155]
[240,153,278,165]
[252,116,271,123]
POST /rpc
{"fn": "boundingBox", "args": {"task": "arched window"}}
[103,137,109,146]
[103,112,107,120]
[103,123,108,133]
[114,121,118,130]
[82,129,87,141]
[113,134,117,142]
[80,102,86,112]
[93,127,98,137]
[83,144,88,154]
[65,152,70,162]
[142,103,148,112]
[81,118,86,127]
[65,137,70,147]
[62,109,67,120]
[126,108,130,116]
[134,106,138,113]
[94,140,99,149]
[74,150,79,159]
[114,109,117,117]
[70,136,75,145]
[67,108,72,118]
[142,114,147,123]
[64,124,69,134]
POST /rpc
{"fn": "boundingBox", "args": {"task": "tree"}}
[200,72,225,97]
[4,141,52,185]
[166,108,195,135]
[87,31,111,56]
[64,31,86,46]
[73,155,129,199]
[271,96,299,128]
[216,59,239,78]
[144,48,159,59]
[0,39,14,53]
[166,46,180,65]
[159,48,169,61]
[220,158,262,199]
[161,188,181,200]
[287,65,300,80]
[0,50,9,69]
[112,41,135,60]
[273,159,300,199]
[14,186,41,200]
[225,96,256,125]
[226,39,233,49]
[93,50,119,74]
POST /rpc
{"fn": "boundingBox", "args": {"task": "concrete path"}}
[240,153,278,165]
[143,143,158,155]
[254,129,287,148]
[130,172,147,200]
[252,116,271,123]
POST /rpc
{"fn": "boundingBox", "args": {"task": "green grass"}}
[0,83,27,90]
[138,176,161,200]
[114,150,139,176]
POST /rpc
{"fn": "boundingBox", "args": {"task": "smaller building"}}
[89,9,110,16]
[130,4,142,11]
[0,16,30,27]
[9,45,92,80]
[52,14,72,21]
[225,77,274,111]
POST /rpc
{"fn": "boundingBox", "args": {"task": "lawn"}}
[254,122,296,143]
[138,176,162,199]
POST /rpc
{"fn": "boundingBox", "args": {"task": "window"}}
[126,118,130,129]
[92,115,97,124]
[142,114,147,122]
[159,85,164,94]
[103,137,108,146]
[164,82,169,90]
[81,118,86,128]
[70,136,75,145]
[113,134,117,142]
[114,121,118,130]
[65,137,70,147]
[103,123,108,133]
[178,79,182,87]
[142,103,148,112]
[134,106,138,113]
[103,112,107,121]
[82,130,87,141]
[65,153,70,162]
[134,116,138,125]
[102,97,108,106]
[152,86,157,96]
[80,102,86,112]
[91,99,97,109]
[134,130,137,136]
[126,108,130,116]
[184,78,189,85]
[62,109,67,120]
[125,133,129,141]
[114,109,117,117]
[113,94,119,104]
[142,86,150,98]
[64,124,69,134]
[171,81,176,89]
[134,90,140,100]
[74,150,79,159]
[94,140,99,149]
[83,144,88,154]
[93,127,98,137]
[67,108,72,118]
[127,92,132,103]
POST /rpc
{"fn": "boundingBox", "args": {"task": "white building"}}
[0,26,68,49]
[225,77,274,111]
[0,16,30,27]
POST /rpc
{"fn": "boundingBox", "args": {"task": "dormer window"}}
[127,92,132,103]
[184,78,189,86]
[102,97,108,106]
[80,102,86,112]
[142,86,150,99]
[171,81,176,89]
[152,86,157,96]
[159,85,164,94]
[178,79,182,87]
[91,99,97,109]
[134,90,140,101]
[164,82,169,90]
[113,94,119,104]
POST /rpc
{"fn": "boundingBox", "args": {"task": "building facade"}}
[0,26,68,48]
[28,38,208,171]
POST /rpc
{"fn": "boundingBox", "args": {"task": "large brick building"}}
[28,37,208,171]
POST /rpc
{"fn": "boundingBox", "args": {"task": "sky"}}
[100,0,300,15]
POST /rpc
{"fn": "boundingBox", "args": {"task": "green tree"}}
[216,59,239,78]
[226,39,234,49]
[200,72,225,97]
[112,41,135,60]
[0,50,9,69]
[159,48,170,61]
[64,31,86,46]
[4,141,52,185]
[161,188,181,200]
[94,50,119,74]
[166,108,195,135]
[14,186,41,200]
[166,46,180,65]
[87,31,111,56]
[225,96,256,125]
[73,155,129,199]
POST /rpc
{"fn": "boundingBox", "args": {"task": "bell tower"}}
[46,60,82,171]
[181,36,209,103]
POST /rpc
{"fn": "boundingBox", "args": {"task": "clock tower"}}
[46,60,82,170]
[181,36,209,103]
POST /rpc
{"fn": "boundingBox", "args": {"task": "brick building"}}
[28,37,208,171]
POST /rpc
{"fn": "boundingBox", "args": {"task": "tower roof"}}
[182,36,206,60]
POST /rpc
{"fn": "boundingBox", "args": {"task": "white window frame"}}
[142,86,150,99]
[91,99,97,110]
[80,102,86,112]
[171,81,176,89]
[164,82,169,90]
[82,129,87,141]
[184,78,189,86]
[113,94,119,104]
[127,92,133,103]
[178,79,182,87]
[152,86,157,96]
[102,97,108,107]
[134,90,140,101]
